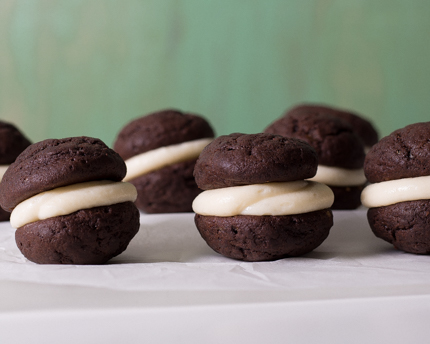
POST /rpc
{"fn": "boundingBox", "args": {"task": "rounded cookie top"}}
[194,133,318,190]
[114,109,215,161]
[364,122,430,183]
[0,120,31,164]
[0,136,126,211]
[287,104,379,147]
[264,111,365,169]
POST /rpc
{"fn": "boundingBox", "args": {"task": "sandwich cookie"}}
[193,133,334,261]
[264,109,366,209]
[0,137,140,264]
[362,122,430,254]
[114,109,214,213]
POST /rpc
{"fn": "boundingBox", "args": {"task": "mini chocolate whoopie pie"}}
[264,107,366,209]
[192,133,334,262]
[0,120,31,221]
[0,136,140,264]
[114,109,215,213]
[361,122,430,254]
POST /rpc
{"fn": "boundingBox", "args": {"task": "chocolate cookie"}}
[193,133,334,262]
[367,200,430,254]
[265,110,364,169]
[364,122,430,183]
[363,122,430,254]
[114,109,214,160]
[195,210,333,261]
[114,109,215,213]
[132,159,200,213]
[0,120,31,221]
[264,109,366,209]
[194,133,318,190]
[0,136,140,264]
[16,202,139,264]
[287,104,379,148]
[0,136,126,211]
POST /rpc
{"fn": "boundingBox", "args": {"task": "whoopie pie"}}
[362,122,430,254]
[0,136,140,264]
[192,133,334,261]
[114,109,214,213]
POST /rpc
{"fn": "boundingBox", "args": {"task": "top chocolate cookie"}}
[264,110,365,169]
[287,104,379,147]
[194,133,318,190]
[0,120,31,164]
[0,136,126,211]
[364,122,430,183]
[114,109,215,160]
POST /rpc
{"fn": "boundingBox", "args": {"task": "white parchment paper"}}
[1,210,430,343]
[1,210,430,297]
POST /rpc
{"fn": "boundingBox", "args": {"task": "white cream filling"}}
[0,165,9,182]
[307,165,367,187]
[192,181,334,217]
[361,175,430,208]
[10,180,137,228]
[124,138,213,182]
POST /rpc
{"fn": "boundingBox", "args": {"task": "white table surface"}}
[1,210,430,343]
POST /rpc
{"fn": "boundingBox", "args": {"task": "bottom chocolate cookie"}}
[131,159,201,213]
[330,184,365,210]
[15,201,140,264]
[367,200,430,254]
[195,209,333,261]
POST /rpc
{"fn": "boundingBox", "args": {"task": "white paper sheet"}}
[1,210,430,343]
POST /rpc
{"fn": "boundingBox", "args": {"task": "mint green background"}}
[1,0,429,146]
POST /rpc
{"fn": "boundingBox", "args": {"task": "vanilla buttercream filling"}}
[192,181,334,217]
[307,165,366,187]
[361,175,430,208]
[0,165,9,182]
[124,138,213,182]
[10,180,137,228]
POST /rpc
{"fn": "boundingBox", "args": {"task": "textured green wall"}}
[1,0,430,146]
